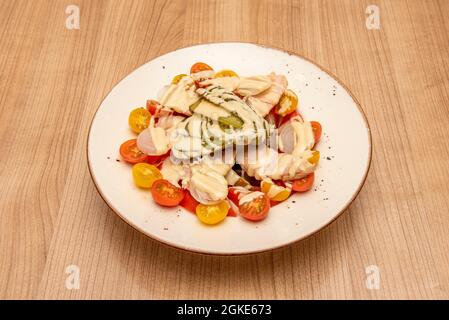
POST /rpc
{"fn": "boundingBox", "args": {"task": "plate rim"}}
[86,41,372,256]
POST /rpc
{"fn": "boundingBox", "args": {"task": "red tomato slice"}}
[119,139,148,164]
[270,200,281,207]
[311,121,322,144]
[190,62,213,74]
[227,188,240,205]
[151,179,185,207]
[146,99,160,115]
[239,194,270,221]
[292,173,315,192]
[146,151,170,168]
[179,191,199,214]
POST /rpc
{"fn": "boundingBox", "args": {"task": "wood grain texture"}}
[0,0,447,299]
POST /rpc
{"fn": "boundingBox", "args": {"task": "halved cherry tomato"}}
[132,163,162,188]
[196,201,229,225]
[171,74,187,84]
[151,179,185,207]
[239,194,270,221]
[215,69,238,78]
[291,173,315,192]
[179,191,199,214]
[190,62,213,74]
[146,99,160,115]
[261,180,291,202]
[275,89,298,116]
[119,139,148,164]
[311,121,322,144]
[129,107,151,133]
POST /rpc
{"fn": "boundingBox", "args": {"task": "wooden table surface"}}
[0,0,448,300]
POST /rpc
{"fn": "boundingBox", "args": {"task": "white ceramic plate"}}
[87,42,371,255]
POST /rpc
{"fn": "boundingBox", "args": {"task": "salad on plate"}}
[119,62,322,225]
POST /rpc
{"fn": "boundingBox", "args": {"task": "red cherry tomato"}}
[239,194,270,221]
[190,62,213,74]
[119,139,148,164]
[179,191,200,214]
[151,179,185,207]
[270,200,281,207]
[291,173,315,192]
[311,121,322,144]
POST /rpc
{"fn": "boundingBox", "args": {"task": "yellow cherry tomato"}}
[214,69,239,78]
[132,163,162,188]
[196,201,229,225]
[129,107,151,134]
[261,180,291,202]
[308,150,320,165]
[275,89,298,116]
[171,74,187,84]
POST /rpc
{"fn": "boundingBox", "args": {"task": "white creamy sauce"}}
[239,191,265,205]
[154,70,318,198]
[137,117,170,156]
[193,99,230,120]
[160,158,189,188]
[189,165,229,204]
[159,76,199,114]
[236,76,271,96]
[201,76,240,91]
[279,118,314,154]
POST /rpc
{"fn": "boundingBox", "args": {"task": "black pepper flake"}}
[318,77,321,80]
[333,93,336,96]
[162,65,165,69]
[116,159,120,162]
[292,200,296,203]
[326,157,331,160]
[305,83,308,86]
[163,227,168,230]
[107,156,110,160]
